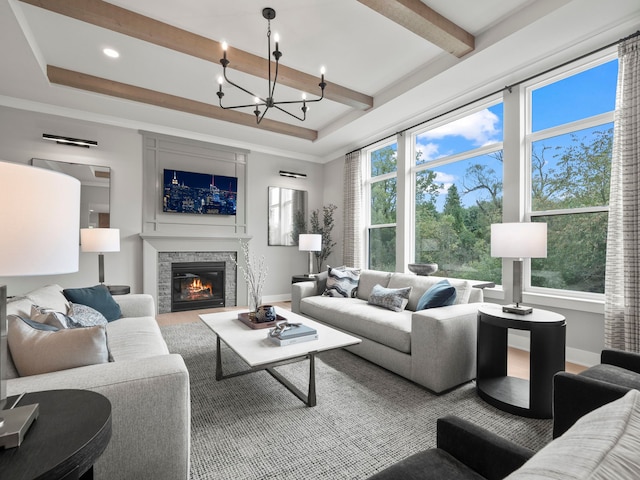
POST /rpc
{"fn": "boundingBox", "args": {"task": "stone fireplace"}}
[141,234,249,314]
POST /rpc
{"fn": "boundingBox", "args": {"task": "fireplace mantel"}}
[140,232,251,241]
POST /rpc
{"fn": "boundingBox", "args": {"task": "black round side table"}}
[0,389,112,480]
[476,304,566,419]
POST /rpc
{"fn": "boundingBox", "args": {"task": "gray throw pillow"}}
[7,316,109,377]
[368,284,412,312]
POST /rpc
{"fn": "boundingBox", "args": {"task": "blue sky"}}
[411,59,618,211]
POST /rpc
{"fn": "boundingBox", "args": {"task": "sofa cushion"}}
[417,280,457,310]
[8,315,109,376]
[505,389,640,479]
[580,363,640,390]
[106,317,170,361]
[25,284,71,314]
[368,285,412,312]
[63,285,122,321]
[356,270,393,301]
[300,296,412,353]
[323,266,361,298]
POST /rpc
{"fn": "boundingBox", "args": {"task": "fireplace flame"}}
[179,277,213,301]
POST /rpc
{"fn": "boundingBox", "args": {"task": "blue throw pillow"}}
[416,280,457,310]
[63,285,122,322]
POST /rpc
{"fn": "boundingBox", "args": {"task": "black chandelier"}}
[216,7,326,124]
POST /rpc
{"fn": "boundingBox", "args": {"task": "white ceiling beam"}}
[357,0,474,57]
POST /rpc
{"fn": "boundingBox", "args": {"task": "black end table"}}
[0,389,112,479]
[107,285,130,295]
[476,304,566,419]
[291,275,318,284]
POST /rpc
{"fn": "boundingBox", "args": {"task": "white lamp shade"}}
[81,228,120,253]
[0,161,80,276]
[491,223,547,258]
[298,234,322,252]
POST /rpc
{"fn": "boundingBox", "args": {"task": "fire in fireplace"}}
[171,261,225,312]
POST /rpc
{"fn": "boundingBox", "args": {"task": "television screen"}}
[163,169,237,215]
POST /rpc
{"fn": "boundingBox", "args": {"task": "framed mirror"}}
[268,186,307,246]
[31,158,111,228]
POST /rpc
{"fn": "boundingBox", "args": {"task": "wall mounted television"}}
[163,169,238,216]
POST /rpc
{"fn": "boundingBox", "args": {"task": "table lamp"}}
[0,160,80,448]
[80,228,120,284]
[299,234,322,276]
[491,222,547,315]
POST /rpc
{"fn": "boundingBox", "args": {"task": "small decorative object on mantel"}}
[408,263,439,276]
[232,239,268,318]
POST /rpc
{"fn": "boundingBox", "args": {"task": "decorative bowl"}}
[408,263,438,276]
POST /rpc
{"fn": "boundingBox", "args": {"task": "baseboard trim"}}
[508,333,599,367]
[263,293,291,304]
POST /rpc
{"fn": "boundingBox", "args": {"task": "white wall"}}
[0,106,324,301]
[247,151,324,301]
[0,105,143,295]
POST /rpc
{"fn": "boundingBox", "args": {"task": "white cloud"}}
[419,109,501,147]
[416,142,441,162]
[434,171,456,194]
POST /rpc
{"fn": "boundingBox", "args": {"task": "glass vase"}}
[249,292,262,316]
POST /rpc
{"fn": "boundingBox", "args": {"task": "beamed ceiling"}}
[0,0,639,161]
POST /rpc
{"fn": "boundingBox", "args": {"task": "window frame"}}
[364,139,398,269]
[523,52,617,301]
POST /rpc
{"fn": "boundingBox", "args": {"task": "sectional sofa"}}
[5,284,190,480]
[292,269,484,393]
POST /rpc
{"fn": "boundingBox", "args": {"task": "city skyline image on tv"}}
[163,169,238,215]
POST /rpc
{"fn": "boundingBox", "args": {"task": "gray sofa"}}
[5,284,190,480]
[292,269,484,393]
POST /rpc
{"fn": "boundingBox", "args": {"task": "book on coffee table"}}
[268,324,318,346]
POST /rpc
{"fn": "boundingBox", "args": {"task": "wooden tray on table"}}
[237,312,286,329]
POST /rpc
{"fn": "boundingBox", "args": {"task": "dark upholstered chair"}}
[553,348,640,438]
[367,416,534,480]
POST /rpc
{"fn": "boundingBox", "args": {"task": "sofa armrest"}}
[7,354,190,480]
[552,371,630,438]
[291,281,318,314]
[410,303,480,393]
[114,293,156,318]
[438,416,534,479]
[601,348,640,374]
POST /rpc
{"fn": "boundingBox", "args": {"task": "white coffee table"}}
[199,307,361,407]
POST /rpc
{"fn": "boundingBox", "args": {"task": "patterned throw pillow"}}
[368,284,412,312]
[322,266,361,298]
[68,303,109,328]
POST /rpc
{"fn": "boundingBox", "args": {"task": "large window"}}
[367,142,397,271]
[413,104,503,283]
[361,51,617,301]
[527,58,617,294]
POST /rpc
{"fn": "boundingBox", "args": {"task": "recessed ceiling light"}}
[103,48,120,58]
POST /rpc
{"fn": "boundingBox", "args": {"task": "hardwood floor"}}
[157,301,587,377]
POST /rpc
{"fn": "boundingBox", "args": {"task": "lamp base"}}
[0,403,39,448]
[502,304,533,315]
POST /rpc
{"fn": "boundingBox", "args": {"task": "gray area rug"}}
[161,321,552,480]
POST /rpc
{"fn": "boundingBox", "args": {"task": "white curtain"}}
[343,150,362,268]
[605,34,640,352]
